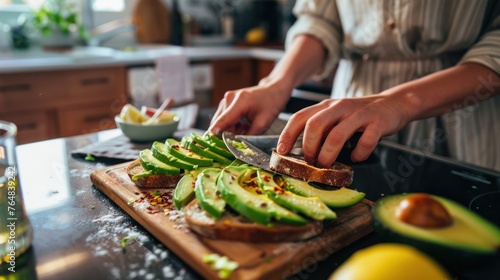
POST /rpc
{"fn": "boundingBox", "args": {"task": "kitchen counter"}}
[0,45,284,73]
[3,128,499,279]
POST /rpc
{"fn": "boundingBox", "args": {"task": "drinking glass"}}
[0,121,33,272]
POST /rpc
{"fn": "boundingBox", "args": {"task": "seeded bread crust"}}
[183,199,323,242]
[269,151,353,187]
[126,159,183,188]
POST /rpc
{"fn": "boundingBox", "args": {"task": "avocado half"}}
[372,193,500,266]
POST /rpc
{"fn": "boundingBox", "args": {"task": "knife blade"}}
[223,131,363,169]
[222,131,275,172]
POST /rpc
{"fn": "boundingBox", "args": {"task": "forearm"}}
[260,35,327,93]
[386,63,500,121]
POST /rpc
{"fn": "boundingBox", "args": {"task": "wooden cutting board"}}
[90,162,375,280]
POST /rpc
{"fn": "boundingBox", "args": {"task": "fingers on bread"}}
[269,151,353,187]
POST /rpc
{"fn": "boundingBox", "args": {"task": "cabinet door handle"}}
[0,83,31,93]
[84,114,110,123]
[81,77,109,86]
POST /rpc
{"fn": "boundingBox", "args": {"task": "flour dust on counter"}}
[85,207,194,280]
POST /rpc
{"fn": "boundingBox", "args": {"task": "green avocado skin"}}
[257,170,336,221]
[191,133,235,160]
[203,131,228,150]
[372,193,500,268]
[174,174,195,210]
[283,175,365,208]
[164,138,213,166]
[152,141,196,171]
[182,136,233,165]
[194,168,226,219]
[139,149,180,175]
[217,166,307,226]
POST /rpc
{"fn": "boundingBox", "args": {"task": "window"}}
[92,0,125,12]
[0,0,30,12]
[0,1,47,12]
[0,0,27,4]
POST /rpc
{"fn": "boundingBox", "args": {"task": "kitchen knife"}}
[222,131,363,170]
[222,131,276,172]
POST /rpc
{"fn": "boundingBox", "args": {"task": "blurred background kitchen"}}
[1,0,329,145]
[0,0,295,47]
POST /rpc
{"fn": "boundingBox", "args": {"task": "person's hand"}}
[277,93,413,167]
[209,83,291,135]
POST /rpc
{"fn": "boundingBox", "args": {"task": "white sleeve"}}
[285,0,343,79]
[459,4,500,74]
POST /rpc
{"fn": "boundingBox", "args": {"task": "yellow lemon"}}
[150,112,177,124]
[119,104,149,124]
[245,27,266,45]
[329,243,451,280]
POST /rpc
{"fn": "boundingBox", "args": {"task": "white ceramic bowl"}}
[115,115,179,142]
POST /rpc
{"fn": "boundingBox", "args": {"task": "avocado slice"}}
[373,193,500,266]
[182,136,233,165]
[217,165,307,226]
[151,141,197,171]
[164,138,213,167]
[257,169,337,221]
[191,133,235,160]
[174,173,196,210]
[139,149,180,175]
[194,168,226,219]
[203,131,229,150]
[282,175,365,208]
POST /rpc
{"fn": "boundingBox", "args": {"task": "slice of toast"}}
[126,159,183,188]
[183,199,323,243]
[269,151,353,187]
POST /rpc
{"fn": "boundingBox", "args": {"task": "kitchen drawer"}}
[211,59,254,107]
[57,103,118,137]
[0,110,57,144]
[0,72,66,112]
[66,67,127,104]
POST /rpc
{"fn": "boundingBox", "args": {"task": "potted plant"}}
[31,0,88,49]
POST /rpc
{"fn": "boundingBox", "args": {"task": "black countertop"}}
[2,129,500,280]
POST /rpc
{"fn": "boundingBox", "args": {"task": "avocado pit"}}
[395,193,453,228]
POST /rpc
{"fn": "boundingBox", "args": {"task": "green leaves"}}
[31,0,87,39]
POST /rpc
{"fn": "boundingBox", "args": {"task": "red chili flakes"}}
[137,189,176,214]
[262,175,271,182]
[256,189,262,195]
[273,186,285,194]
[146,206,160,214]
[246,180,258,189]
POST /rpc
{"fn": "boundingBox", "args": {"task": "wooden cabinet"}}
[210,58,277,107]
[0,66,127,144]
[255,59,276,83]
[58,103,120,137]
[211,59,255,107]
[0,110,57,144]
